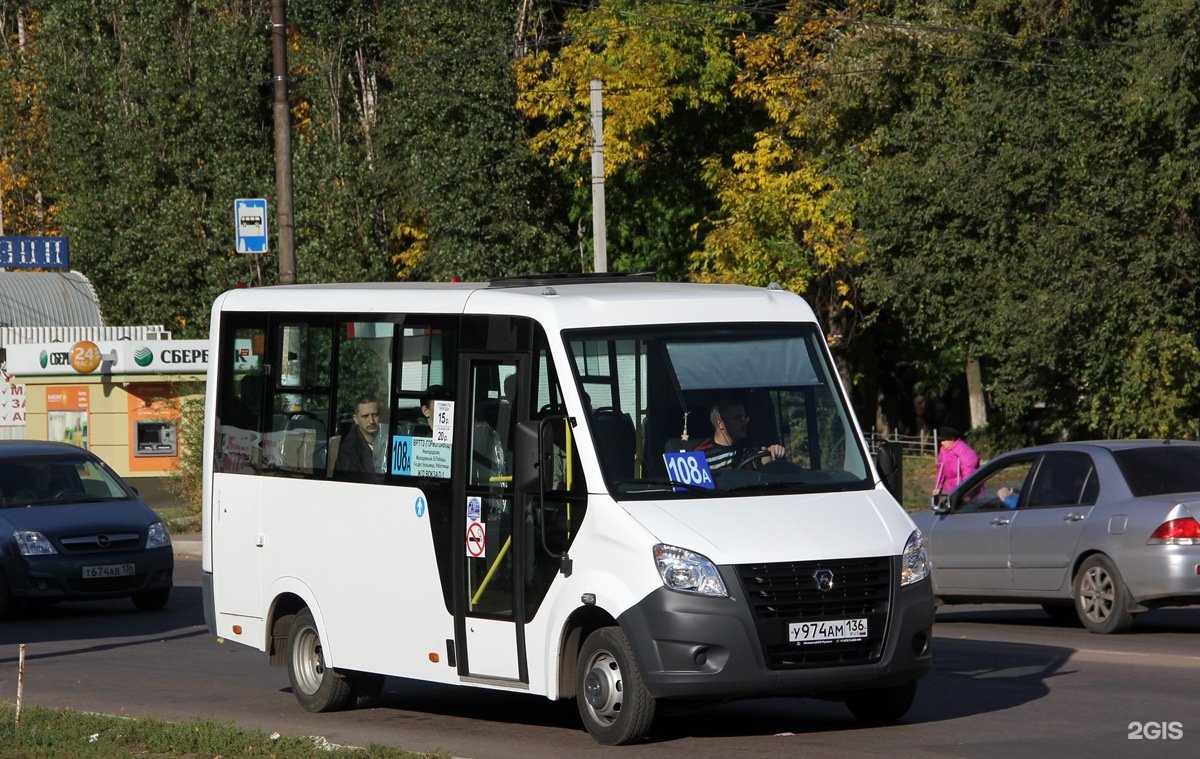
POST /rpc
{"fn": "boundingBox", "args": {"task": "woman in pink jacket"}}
[933,426,979,494]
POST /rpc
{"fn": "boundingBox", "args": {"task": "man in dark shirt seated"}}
[693,400,785,470]
[335,395,384,479]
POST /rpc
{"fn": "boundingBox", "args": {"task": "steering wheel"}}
[735,446,791,469]
[735,449,771,469]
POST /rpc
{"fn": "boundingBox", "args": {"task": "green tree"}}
[689,2,864,318]
[287,1,412,284]
[33,0,274,335]
[855,1,1200,437]
[0,2,56,236]
[373,0,571,281]
[515,0,757,277]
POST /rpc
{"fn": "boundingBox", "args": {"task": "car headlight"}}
[654,544,728,597]
[15,531,57,556]
[146,521,172,550]
[900,529,930,586]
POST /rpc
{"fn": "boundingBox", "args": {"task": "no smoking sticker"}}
[466,520,486,558]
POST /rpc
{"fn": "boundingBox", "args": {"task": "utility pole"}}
[590,80,607,273]
[271,0,296,284]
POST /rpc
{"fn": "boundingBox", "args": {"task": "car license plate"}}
[789,618,868,644]
[82,563,135,579]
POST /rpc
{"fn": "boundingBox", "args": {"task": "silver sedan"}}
[912,439,1200,633]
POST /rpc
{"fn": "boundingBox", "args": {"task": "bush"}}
[165,391,205,516]
[964,423,1033,461]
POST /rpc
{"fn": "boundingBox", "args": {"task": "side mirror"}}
[931,492,951,514]
[514,419,556,492]
[876,440,904,502]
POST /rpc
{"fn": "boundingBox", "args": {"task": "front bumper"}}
[3,546,174,602]
[617,558,934,700]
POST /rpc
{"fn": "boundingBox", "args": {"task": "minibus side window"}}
[214,317,268,474]
[262,322,335,477]
[329,320,395,482]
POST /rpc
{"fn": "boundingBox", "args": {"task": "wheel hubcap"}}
[582,651,623,725]
[1078,566,1114,623]
[293,626,325,695]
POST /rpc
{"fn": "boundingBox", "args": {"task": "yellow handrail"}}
[471,417,576,611]
[470,535,512,609]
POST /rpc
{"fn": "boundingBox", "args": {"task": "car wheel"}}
[1040,604,1080,626]
[845,680,918,723]
[287,607,352,712]
[576,626,656,745]
[1073,554,1134,634]
[132,588,170,611]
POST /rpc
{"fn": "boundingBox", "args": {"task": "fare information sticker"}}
[432,400,454,444]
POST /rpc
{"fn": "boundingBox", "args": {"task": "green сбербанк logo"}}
[134,347,154,367]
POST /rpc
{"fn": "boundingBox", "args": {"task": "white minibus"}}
[200,274,932,745]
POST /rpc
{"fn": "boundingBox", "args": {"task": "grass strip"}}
[1,703,449,758]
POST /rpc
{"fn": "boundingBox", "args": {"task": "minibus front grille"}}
[736,556,892,669]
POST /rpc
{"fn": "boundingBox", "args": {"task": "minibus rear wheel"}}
[576,626,656,745]
[287,607,351,712]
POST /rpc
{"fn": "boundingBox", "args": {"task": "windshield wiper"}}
[611,478,718,494]
[723,480,803,494]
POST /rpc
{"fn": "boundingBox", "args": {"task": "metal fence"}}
[865,430,938,458]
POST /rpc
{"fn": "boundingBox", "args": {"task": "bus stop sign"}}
[235,198,268,254]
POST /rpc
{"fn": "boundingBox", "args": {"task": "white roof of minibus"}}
[210,280,819,329]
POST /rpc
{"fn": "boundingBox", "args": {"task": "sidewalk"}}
[173,532,202,557]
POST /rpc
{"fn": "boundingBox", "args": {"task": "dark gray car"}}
[0,440,173,617]
[913,439,1200,633]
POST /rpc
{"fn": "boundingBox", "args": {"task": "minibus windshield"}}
[565,323,873,498]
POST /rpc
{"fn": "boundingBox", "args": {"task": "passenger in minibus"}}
[334,395,385,479]
[693,399,785,470]
[413,385,448,437]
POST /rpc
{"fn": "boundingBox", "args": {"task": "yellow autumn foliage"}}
[692,2,866,303]
[1,7,60,235]
[514,1,742,180]
[515,0,866,310]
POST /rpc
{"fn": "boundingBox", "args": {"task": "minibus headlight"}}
[16,531,58,556]
[900,529,930,586]
[654,544,728,597]
[146,522,172,550]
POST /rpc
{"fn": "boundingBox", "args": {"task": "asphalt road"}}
[2,546,1199,758]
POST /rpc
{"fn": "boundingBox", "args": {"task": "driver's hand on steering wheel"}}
[761,444,785,461]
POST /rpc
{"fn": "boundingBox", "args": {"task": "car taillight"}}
[1147,517,1200,545]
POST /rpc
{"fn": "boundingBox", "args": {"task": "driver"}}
[693,400,785,470]
[15,461,57,502]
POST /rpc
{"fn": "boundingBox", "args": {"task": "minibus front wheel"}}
[576,626,656,745]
